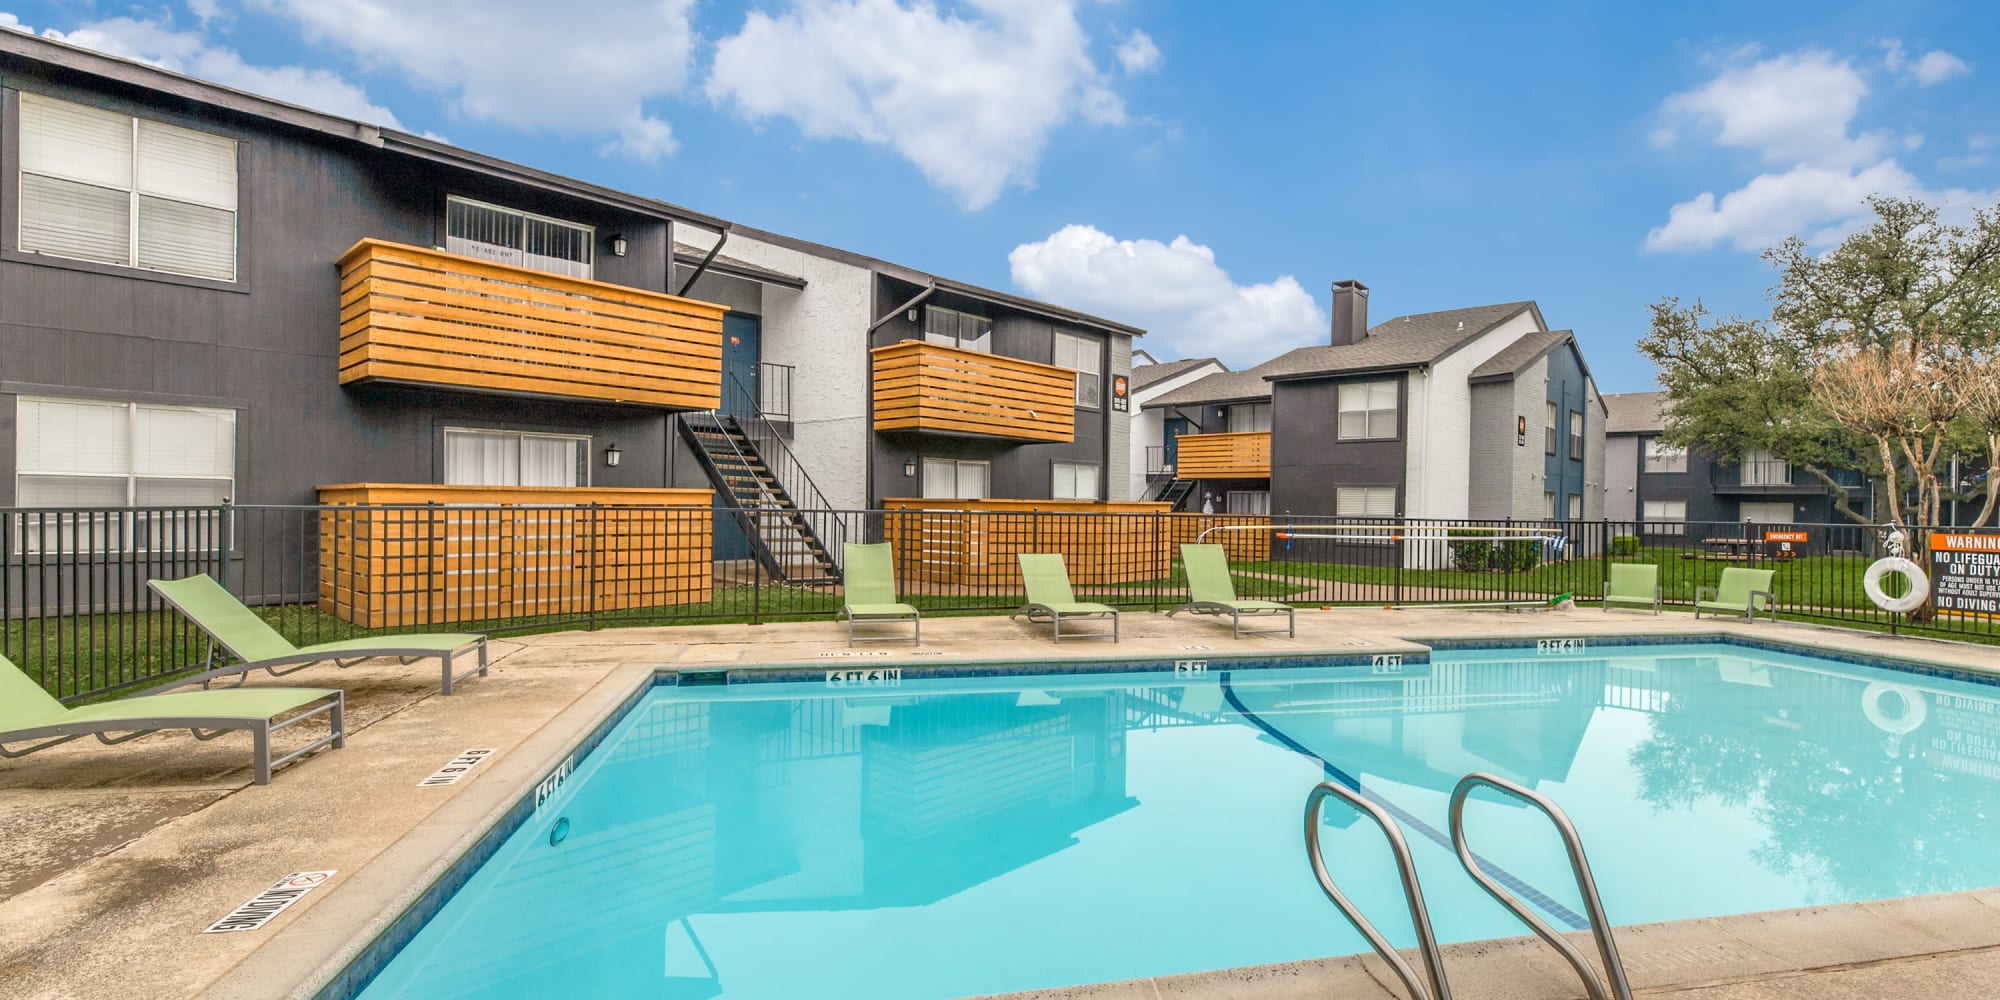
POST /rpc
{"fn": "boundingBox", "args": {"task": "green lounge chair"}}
[1011,553,1118,643]
[838,543,920,646]
[1602,563,1663,615]
[0,653,341,784]
[1695,567,1777,622]
[1168,543,1295,638]
[149,574,488,695]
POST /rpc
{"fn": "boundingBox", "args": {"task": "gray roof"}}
[1131,357,1221,390]
[1469,329,1574,382]
[1145,301,1539,408]
[672,242,808,290]
[1603,391,1669,434]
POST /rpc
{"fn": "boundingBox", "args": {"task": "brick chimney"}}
[1331,280,1369,346]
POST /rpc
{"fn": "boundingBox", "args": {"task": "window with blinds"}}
[1336,381,1397,440]
[1226,402,1272,433]
[920,458,990,499]
[443,429,589,487]
[15,396,236,552]
[17,93,239,282]
[445,197,594,279]
[1225,490,1271,515]
[1334,486,1397,517]
[1052,461,1099,500]
[1053,332,1101,409]
[922,306,993,353]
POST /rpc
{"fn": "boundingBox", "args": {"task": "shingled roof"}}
[1131,357,1221,391]
[1603,391,1669,434]
[1469,329,1574,382]
[1145,301,1540,408]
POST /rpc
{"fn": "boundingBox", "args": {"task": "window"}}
[1335,486,1397,517]
[1644,439,1687,474]
[1053,331,1102,408]
[1545,401,1558,454]
[16,396,236,551]
[1052,461,1100,501]
[1336,381,1398,440]
[920,458,990,499]
[443,429,588,487]
[922,306,992,353]
[1740,448,1791,486]
[1643,499,1688,535]
[1226,402,1272,433]
[1568,493,1582,520]
[1544,491,1556,518]
[18,93,239,281]
[1569,411,1584,460]
[446,196,593,279]
[1225,490,1271,515]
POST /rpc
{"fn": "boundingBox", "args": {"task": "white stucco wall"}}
[1584,378,1607,521]
[1126,362,1226,499]
[1408,310,1546,519]
[1107,337,1133,500]
[680,231,875,510]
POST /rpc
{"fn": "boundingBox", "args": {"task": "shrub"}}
[1448,530,1493,572]
[1496,539,1542,573]
[1609,534,1641,557]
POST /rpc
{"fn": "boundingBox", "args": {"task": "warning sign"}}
[1763,530,1808,558]
[1931,533,2000,618]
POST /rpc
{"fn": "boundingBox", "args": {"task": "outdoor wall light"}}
[903,459,918,478]
[610,235,628,257]
[604,443,622,468]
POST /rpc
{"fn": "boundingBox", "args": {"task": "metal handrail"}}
[1447,773,1632,1000]
[1304,781,1453,1000]
[720,368,850,563]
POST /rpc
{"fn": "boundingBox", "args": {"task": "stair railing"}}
[721,368,850,571]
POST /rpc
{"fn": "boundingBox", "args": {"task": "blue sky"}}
[3,1,1995,392]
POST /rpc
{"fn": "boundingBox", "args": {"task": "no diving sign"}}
[204,870,337,933]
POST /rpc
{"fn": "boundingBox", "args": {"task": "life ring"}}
[1863,557,1930,614]
[1861,681,1928,735]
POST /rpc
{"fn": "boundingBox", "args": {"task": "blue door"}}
[1163,417,1191,473]
[722,313,761,417]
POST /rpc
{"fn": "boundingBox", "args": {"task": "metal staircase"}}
[1157,479,1196,511]
[679,376,844,586]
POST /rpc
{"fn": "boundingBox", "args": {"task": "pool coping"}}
[213,624,2000,1000]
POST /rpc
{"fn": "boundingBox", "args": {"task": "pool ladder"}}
[1303,773,1633,1000]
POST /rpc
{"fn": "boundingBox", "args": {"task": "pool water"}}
[354,643,2000,999]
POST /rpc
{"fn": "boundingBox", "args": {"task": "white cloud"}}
[706,0,1129,210]
[1116,30,1161,74]
[256,0,694,157]
[1883,39,1970,85]
[1647,45,1995,253]
[0,12,23,32]
[1009,225,1325,364]
[25,14,402,126]
[185,0,225,25]
[1658,49,1881,166]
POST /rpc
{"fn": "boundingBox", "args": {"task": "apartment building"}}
[1603,391,1868,530]
[0,30,1142,586]
[1143,280,1606,521]
[1126,353,1225,505]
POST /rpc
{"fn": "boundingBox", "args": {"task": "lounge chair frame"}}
[839,543,921,647]
[1601,563,1664,616]
[840,608,922,647]
[1168,544,1296,638]
[0,692,344,785]
[148,576,488,695]
[1694,568,1777,623]
[1011,553,1119,644]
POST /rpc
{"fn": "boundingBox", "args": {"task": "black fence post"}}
[586,503,600,633]
[1600,519,1610,604]
[1152,511,1163,614]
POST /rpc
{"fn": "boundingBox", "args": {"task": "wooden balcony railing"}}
[881,499,1271,585]
[1175,431,1272,479]
[337,240,726,409]
[316,484,713,629]
[871,341,1075,442]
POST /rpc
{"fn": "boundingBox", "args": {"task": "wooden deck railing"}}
[316,484,713,629]
[337,240,726,409]
[871,341,1076,442]
[1175,431,1272,479]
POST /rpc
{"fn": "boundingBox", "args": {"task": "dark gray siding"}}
[1268,374,1407,517]
[0,70,684,504]
[1543,344,1590,518]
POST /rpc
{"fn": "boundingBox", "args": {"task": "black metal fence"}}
[7,503,1991,703]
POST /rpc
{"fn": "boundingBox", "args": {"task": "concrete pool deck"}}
[0,606,1997,1000]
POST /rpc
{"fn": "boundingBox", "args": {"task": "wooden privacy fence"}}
[882,499,1271,587]
[317,485,714,629]
[1173,431,1272,479]
[870,341,1076,442]
[336,239,727,409]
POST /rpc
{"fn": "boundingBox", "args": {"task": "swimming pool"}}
[348,640,2000,999]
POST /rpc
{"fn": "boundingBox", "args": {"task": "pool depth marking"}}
[534,755,575,812]
[826,668,902,687]
[1216,672,1588,931]
[418,748,497,787]
[204,871,336,933]
[1537,638,1588,654]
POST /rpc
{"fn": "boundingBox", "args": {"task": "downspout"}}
[675,226,730,297]
[869,284,936,333]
